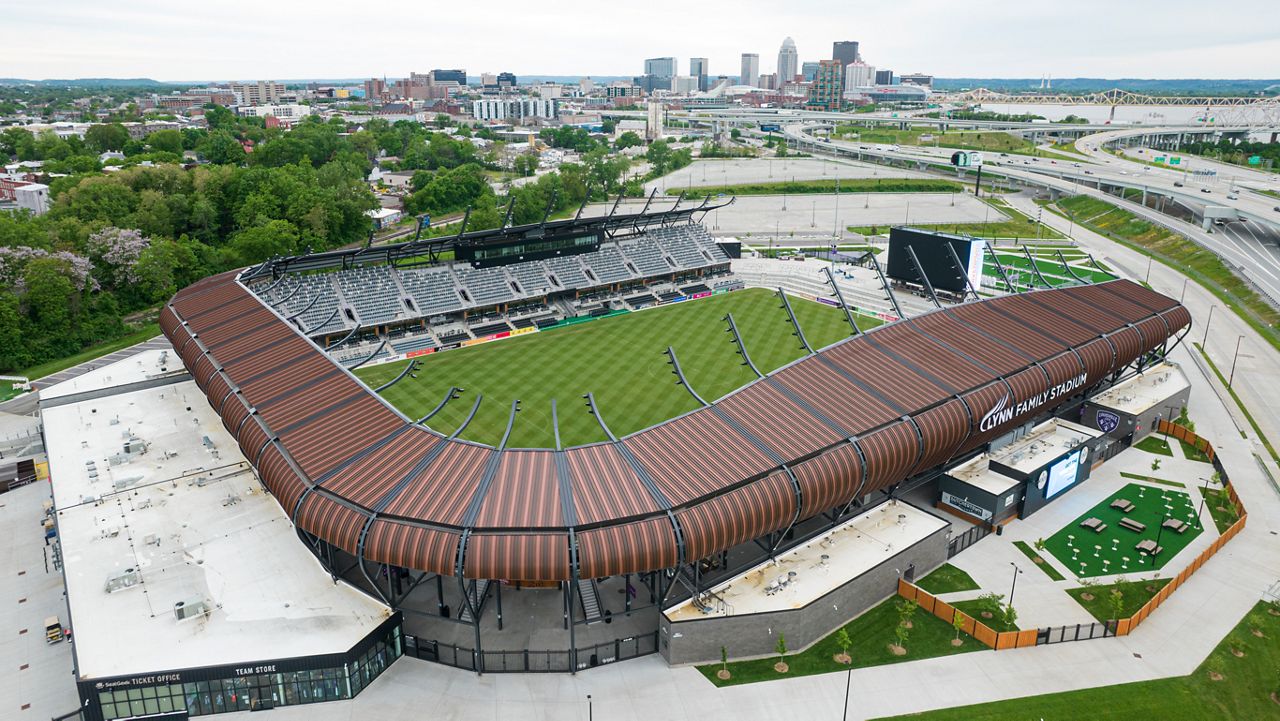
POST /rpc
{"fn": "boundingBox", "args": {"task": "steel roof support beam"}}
[905,245,942,309]
[283,293,320,322]
[776,288,814,354]
[346,339,388,370]
[985,246,1017,293]
[1022,246,1057,288]
[723,312,764,378]
[665,346,709,407]
[866,253,905,319]
[374,359,418,394]
[1054,249,1090,284]
[943,241,981,302]
[821,265,862,335]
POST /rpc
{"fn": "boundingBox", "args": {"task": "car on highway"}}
[1201,188,1212,194]
[1227,193,1239,200]
[1174,181,1184,187]
[1083,170,1094,175]
[1072,163,1082,167]
[1274,206,1280,212]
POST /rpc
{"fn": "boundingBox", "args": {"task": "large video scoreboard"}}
[886,227,985,294]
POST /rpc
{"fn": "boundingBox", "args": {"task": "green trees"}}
[512,153,539,177]
[85,123,130,153]
[644,140,693,178]
[614,131,643,149]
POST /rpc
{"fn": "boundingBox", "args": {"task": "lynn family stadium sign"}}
[979,373,1089,433]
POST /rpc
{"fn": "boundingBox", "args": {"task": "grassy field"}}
[873,601,1280,721]
[18,322,162,382]
[675,178,963,199]
[1066,578,1173,623]
[950,599,1019,632]
[1013,540,1066,581]
[1202,487,1242,534]
[915,564,979,595]
[986,252,1116,285]
[697,596,984,687]
[355,289,870,448]
[1175,435,1212,463]
[1135,434,1174,456]
[834,126,1081,161]
[1119,471,1186,489]
[1043,483,1202,578]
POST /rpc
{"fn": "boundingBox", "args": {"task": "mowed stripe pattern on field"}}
[161,268,1189,582]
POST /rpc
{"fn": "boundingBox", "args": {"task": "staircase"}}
[458,579,491,623]
[577,578,604,624]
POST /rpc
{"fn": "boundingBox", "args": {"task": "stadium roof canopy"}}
[162,245,1188,584]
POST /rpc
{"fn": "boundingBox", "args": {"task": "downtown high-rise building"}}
[807,59,843,111]
[644,57,677,78]
[689,57,709,92]
[832,41,860,67]
[844,61,876,91]
[740,53,760,87]
[776,37,798,83]
[801,61,821,81]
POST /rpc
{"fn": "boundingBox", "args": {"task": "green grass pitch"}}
[354,289,878,448]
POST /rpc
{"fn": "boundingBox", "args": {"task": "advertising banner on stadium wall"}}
[406,348,436,359]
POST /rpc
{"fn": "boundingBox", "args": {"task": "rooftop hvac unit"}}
[105,567,141,593]
[173,599,209,622]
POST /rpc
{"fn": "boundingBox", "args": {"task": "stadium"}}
[149,194,1190,676]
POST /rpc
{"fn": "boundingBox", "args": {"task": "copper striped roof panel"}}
[236,352,337,405]
[364,521,459,576]
[911,311,1032,374]
[295,493,368,555]
[716,381,842,458]
[276,400,403,480]
[858,421,921,495]
[993,293,1099,345]
[1069,284,1157,321]
[791,442,863,520]
[624,410,776,506]
[822,341,952,410]
[944,303,1066,360]
[564,443,661,525]
[1034,292,1128,335]
[771,356,900,431]
[1077,337,1118,383]
[675,471,795,561]
[258,443,308,514]
[475,450,563,529]
[322,429,438,509]
[464,533,570,581]
[577,518,677,578]
[871,322,996,390]
[383,441,495,526]
[909,398,971,476]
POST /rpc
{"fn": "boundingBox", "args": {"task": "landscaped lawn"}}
[1119,471,1185,489]
[1043,483,1202,578]
[871,601,1280,721]
[356,289,866,448]
[1013,540,1066,581]
[1174,435,1212,463]
[915,564,979,595]
[950,599,1019,632]
[1203,487,1242,534]
[697,596,984,687]
[18,322,162,382]
[1134,434,1173,456]
[1067,578,1173,622]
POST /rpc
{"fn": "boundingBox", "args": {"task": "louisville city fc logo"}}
[1096,410,1120,433]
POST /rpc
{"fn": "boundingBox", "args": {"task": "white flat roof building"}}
[1088,362,1189,416]
[44,350,391,685]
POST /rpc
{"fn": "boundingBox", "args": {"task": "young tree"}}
[1002,603,1018,630]
[1107,589,1126,621]
[774,633,788,672]
[834,627,852,663]
[895,598,919,629]
[892,621,910,653]
[951,611,966,642]
[1151,458,1161,472]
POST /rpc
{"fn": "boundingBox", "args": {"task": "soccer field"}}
[354,288,877,448]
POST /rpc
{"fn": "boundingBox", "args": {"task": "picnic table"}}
[1162,518,1190,534]
[1118,517,1147,533]
[1136,539,1163,556]
[1080,517,1108,533]
[1110,498,1136,513]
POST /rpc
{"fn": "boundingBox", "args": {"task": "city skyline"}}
[8,0,1279,80]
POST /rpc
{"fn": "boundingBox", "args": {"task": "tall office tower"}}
[875,69,894,85]
[801,61,821,81]
[832,41,860,67]
[776,37,799,83]
[844,61,876,91]
[806,59,844,111]
[689,57,709,92]
[644,57,677,78]
[740,53,760,87]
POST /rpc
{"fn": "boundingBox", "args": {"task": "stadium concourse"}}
[155,202,1189,680]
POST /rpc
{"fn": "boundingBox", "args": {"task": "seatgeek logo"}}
[979,373,1088,432]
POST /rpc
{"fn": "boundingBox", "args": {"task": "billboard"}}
[1045,449,1082,499]
[886,227,986,294]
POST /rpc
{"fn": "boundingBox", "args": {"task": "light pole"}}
[1179,277,1189,303]
[811,199,816,228]
[1201,305,1215,347]
[1196,476,1209,530]
[1008,562,1023,609]
[1228,334,1244,388]
[1144,255,1153,283]
[587,695,593,721]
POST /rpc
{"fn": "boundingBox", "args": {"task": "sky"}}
[7,0,1279,81]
